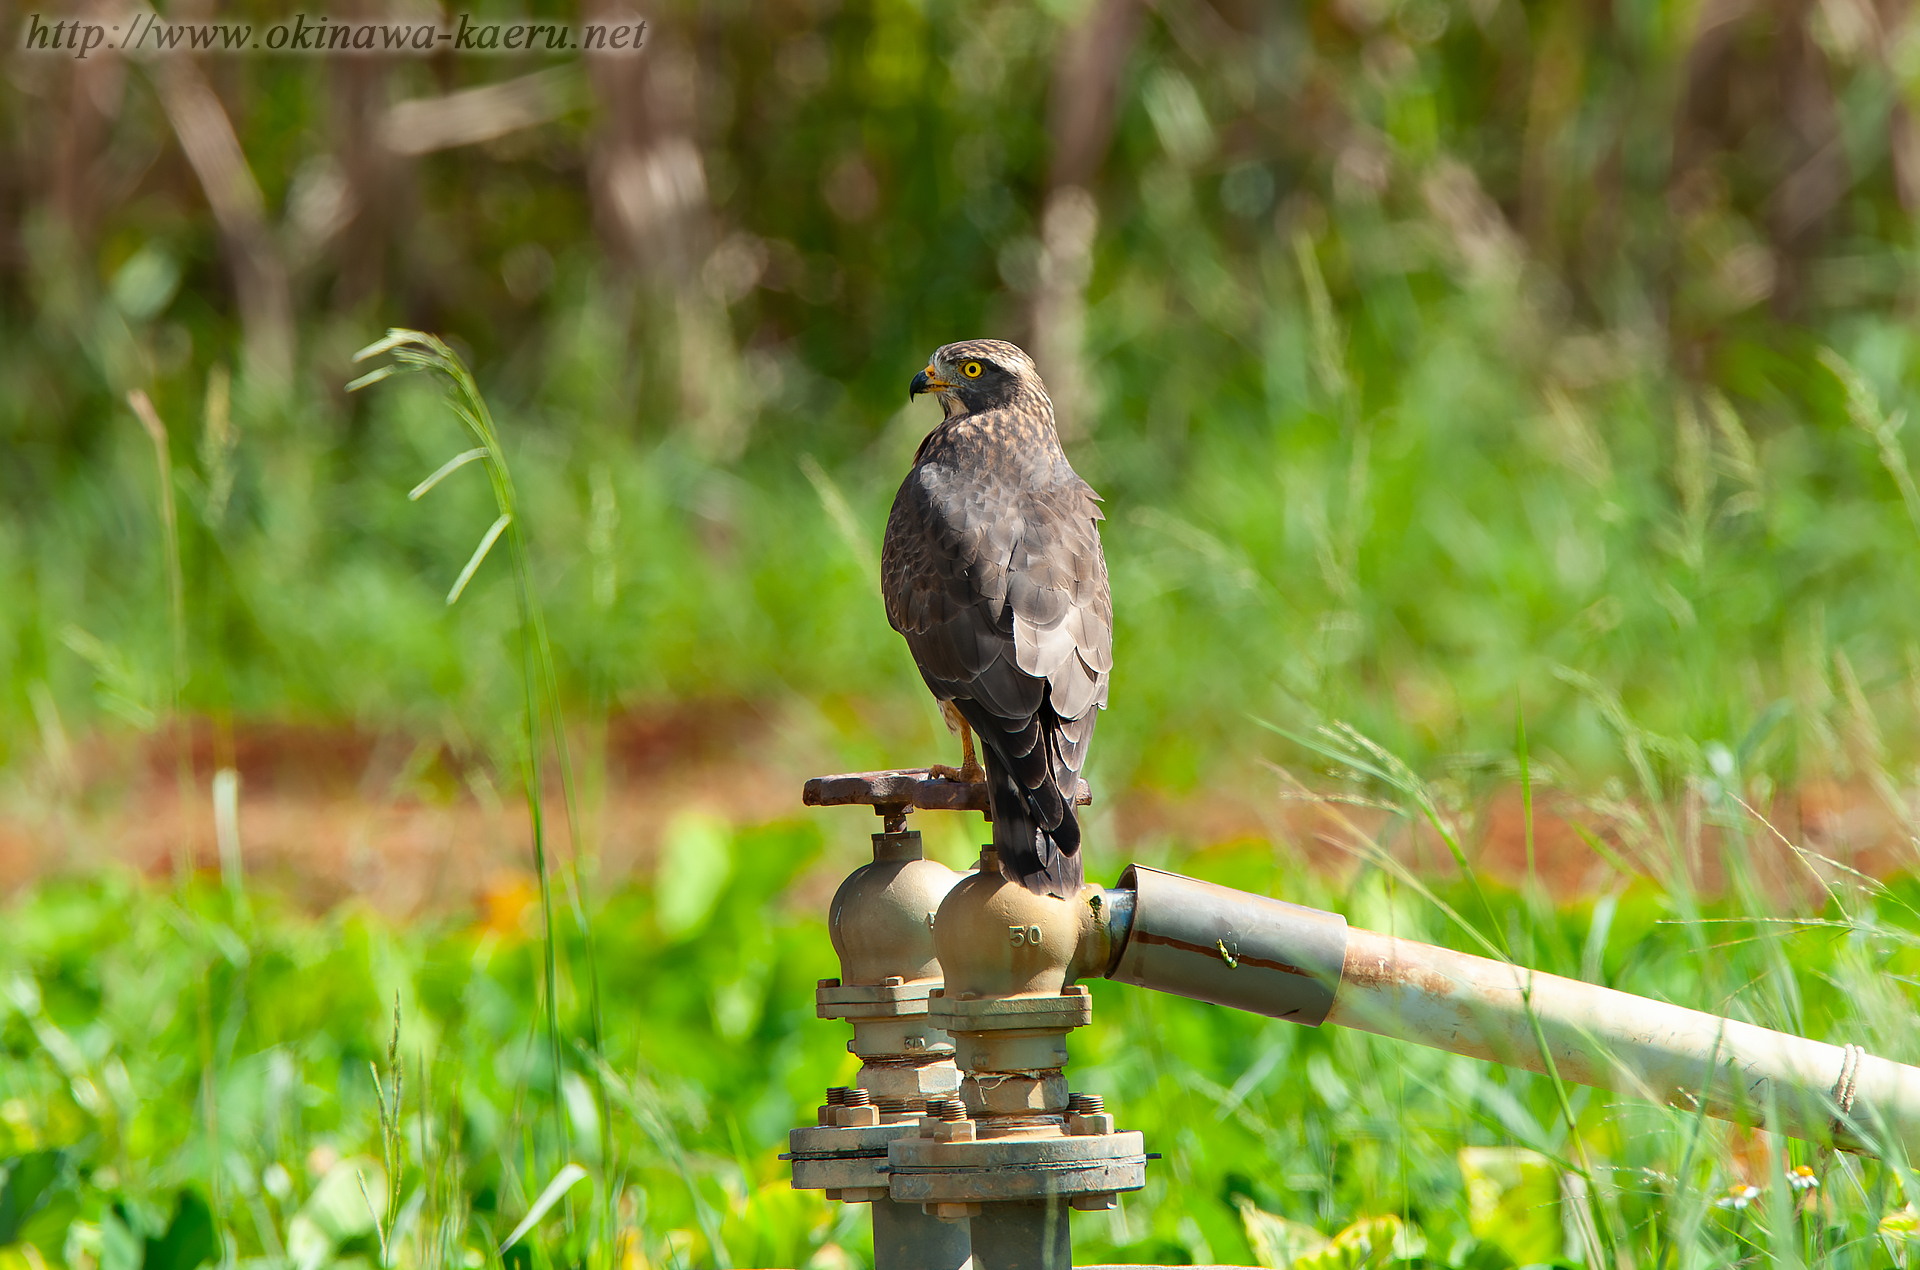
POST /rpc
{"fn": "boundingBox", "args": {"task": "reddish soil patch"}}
[4,702,801,916]
[4,710,1913,919]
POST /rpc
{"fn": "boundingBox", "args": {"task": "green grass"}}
[13,11,1920,1257]
[17,261,1920,796]
[6,770,1920,1269]
[11,230,1920,1268]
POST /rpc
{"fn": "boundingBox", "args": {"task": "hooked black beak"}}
[910,364,953,400]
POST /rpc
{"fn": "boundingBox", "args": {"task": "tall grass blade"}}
[799,452,874,574]
[498,1163,588,1255]
[346,364,401,393]
[447,514,511,606]
[350,328,605,1241]
[410,449,489,502]
[125,390,186,699]
[1821,347,1920,539]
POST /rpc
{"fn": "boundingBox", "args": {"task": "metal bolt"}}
[843,1088,873,1107]
[1068,1092,1105,1114]
[927,1098,968,1121]
[826,1086,850,1106]
[926,1201,981,1222]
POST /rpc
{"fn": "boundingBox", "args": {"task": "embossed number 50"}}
[1008,925,1044,947]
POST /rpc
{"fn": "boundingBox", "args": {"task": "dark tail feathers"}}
[984,748,1083,897]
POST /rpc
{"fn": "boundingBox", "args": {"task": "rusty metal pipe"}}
[1326,927,1920,1156]
[1105,866,1920,1158]
[1107,866,1346,1025]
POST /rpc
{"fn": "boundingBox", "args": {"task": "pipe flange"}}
[886,1127,1148,1205]
[927,985,1094,1034]
[818,976,943,1019]
[787,1121,927,1196]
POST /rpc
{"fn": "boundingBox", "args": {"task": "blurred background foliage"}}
[9,0,1920,1266]
[9,0,1920,785]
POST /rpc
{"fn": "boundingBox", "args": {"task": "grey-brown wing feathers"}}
[882,422,1110,897]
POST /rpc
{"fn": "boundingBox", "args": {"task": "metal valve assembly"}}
[790,767,1920,1270]
[789,771,1141,1270]
[784,821,972,1268]
[892,843,1148,1267]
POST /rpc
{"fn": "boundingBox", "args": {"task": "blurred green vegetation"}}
[9,821,1920,1269]
[8,0,1920,1266]
[8,0,1920,788]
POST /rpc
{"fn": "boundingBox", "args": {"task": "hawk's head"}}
[910,339,1047,420]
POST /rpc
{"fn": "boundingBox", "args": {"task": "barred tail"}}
[983,747,1083,897]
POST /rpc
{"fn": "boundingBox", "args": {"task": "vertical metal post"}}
[967,1199,1073,1270]
[871,1198,971,1270]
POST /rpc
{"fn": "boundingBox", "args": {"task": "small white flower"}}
[1788,1165,1819,1192]
[1716,1184,1761,1210]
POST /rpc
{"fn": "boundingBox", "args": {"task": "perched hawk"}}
[881,339,1112,897]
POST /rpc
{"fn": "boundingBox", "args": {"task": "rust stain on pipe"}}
[1326,926,1920,1156]
[1103,866,1920,1158]
[1127,928,1316,978]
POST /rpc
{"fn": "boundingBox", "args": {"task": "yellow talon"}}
[931,703,986,783]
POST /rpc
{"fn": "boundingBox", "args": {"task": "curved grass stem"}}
[350,328,610,1249]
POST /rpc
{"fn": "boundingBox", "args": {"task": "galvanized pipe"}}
[871,1198,970,1270]
[965,1198,1072,1270]
[1107,866,1346,1026]
[1327,927,1920,1156]
[1107,866,1920,1158]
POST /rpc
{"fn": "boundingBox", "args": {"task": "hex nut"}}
[966,1071,1068,1115]
[834,1104,880,1127]
[1070,1192,1118,1211]
[833,1186,887,1204]
[926,1202,982,1222]
[859,1060,964,1100]
[921,1118,977,1143]
[1067,1111,1116,1136]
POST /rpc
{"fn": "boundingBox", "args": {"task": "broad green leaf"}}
[655,812,733,939]
[1238,1202,1423,1270]
[142,1190,215,1270]
[1238,1197,1329,1269]
[0,1151,66,1244]
[1881,1202,1920,1261]
[1298,1215,1423,1269]
[1459,1147,1561,1267]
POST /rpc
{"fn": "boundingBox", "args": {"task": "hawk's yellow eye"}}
[962,362,983,378]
